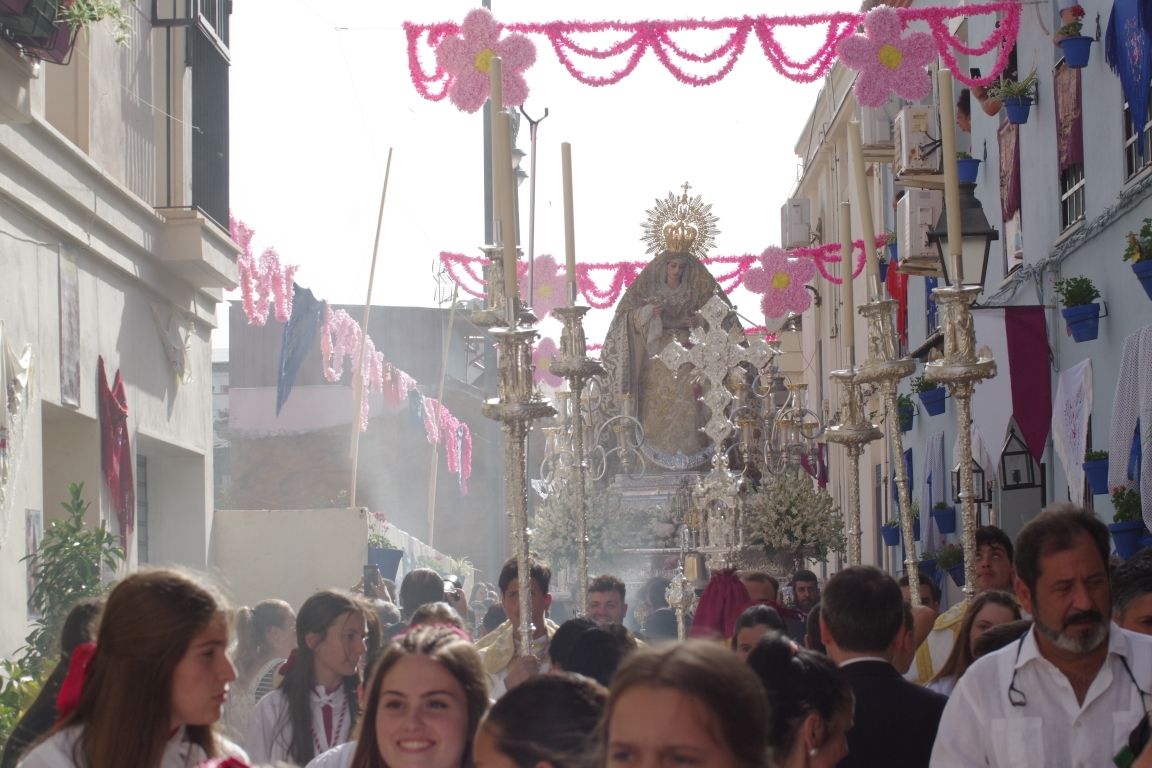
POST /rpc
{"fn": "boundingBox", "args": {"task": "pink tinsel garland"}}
[405,3,1019,97]
[230,217,298,327]
[439,235,882,309]
[423,397,473,494]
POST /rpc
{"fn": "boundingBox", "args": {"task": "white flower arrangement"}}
[741,473,846,564]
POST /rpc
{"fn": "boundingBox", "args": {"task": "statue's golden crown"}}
[662,219,699,254]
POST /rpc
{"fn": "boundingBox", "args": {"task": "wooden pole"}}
[349,148,394,508]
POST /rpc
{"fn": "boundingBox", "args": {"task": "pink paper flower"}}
[435,8,536,113]
[520,255,566,320]
[837,6,935,108]
[744,247,816,319]
[533,336,562,387]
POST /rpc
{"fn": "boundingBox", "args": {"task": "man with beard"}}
[931,505,1152,767]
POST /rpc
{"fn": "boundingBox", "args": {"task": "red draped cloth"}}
[1054,64,1083,174]
[98,357,134,549]
[689,569,752,640]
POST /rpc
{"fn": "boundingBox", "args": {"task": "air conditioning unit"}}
[896,188,944,276]
[781,198,811,249]
[893,106,940,176]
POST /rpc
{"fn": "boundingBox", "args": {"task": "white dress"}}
[16,725,247,767]
[246,686,353,765]
[305,742,356,768]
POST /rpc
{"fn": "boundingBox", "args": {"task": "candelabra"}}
[825,368,883,565]
[482,321,555,654]
[666,528,699,641]
[854,294,919,603]
[547,304,604,615]
[922,285,996,595]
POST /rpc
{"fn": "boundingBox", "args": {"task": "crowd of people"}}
[4,502,1152,767]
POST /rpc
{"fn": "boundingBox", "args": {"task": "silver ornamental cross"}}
[656,295,776,446]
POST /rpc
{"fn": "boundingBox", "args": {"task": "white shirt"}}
[931,625,1152,767]
[17,725,247,767]
[246,685,353,765]
[306,741,356,768]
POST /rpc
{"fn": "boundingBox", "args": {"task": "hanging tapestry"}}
[1052,358,1093,506]
[1054,63,1084,174]
[276,284,325,415]
[98,357,135,551]
[1106,0,1152,154]
[0,323,33,551]
[998,122,1021,221]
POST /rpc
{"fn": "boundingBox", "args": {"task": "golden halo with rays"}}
[640,182,721,260]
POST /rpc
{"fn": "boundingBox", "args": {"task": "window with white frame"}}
[1123,86,1152,180]
[1060,164,1086,230]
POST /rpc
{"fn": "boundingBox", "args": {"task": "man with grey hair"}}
[932,504,1152,767]
[1113,548,1152,635]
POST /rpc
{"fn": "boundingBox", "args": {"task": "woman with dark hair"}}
[730,603,784,660]
[927,590,1020,696]
[16,570,243,767]
[306,625,488,768]
[1,599,102,768]
[602,641,769,768]
[222,598,295,739]
[247,590,369,765]
[474,674,606,768]
[745,632,853,768]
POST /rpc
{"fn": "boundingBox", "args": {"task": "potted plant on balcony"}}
[1054,4,1092,68]
[1124,217,1152,300]
[988,70,1039,125]
[916,547,937,579]
[931,500,957,535]
[911,374,946,417]
[1083,449,1109,495]
[956,151,981,184]
[1054,275,1102,342]
[1109,486,1146,559]
[1,0,131,64]
[880,517,902,546]
[935,541,966,587]
[896,393,915,433]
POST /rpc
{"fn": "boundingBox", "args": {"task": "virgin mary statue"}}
[599,187,737,471]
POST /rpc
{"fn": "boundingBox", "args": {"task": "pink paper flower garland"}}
[320,306,386,431]
[743,247,818,319]
[837,6,935,108]
[230,217,297,326]
[423,397,473,493]
[434,8,536,113]
[405,3,1020,99]
[520,255,567,319]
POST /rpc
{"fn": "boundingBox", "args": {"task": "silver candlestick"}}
[825,368,883,565]
[483,324,556,655]
[922,285,996,596]
[854,297,919,603]
[548,304,604,616]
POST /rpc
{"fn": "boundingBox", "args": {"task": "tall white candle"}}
[839,201,855,365]
[846,120,881,297]
[938,69,964,284]
[494,111,518,311]
[561,142,577,305]
[489,57,505,245]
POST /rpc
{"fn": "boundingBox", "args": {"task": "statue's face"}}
[665,258,686,285]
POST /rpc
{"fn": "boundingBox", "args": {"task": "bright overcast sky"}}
[219,0,861,349]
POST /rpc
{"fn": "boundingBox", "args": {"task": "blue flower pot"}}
[946,562,966,587]
[368,546,405,581]
[957,157,981,184]
[1004,97,1033,125]
[917,557,937,580]
[1134,260,1152,301]
[913,517,921,542]
[1083,459,1109,495]
[931,506,957,535]
[1110,520,1147,560]
[1059,35,1092,68]
[880,525,901,546]
[1061,303,1101,342]
[919,387,946,416]
[898,403,915,433]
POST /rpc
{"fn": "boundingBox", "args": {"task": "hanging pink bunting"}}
[404,3,1020,97]
[520,255,567,319]
[744,247,818,319]
[434,8,537,113]
[231,217,298,326]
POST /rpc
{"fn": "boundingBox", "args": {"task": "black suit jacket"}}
[836,659,947,768]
